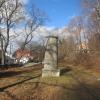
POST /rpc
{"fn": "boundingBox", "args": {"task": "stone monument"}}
[42,36,60,77]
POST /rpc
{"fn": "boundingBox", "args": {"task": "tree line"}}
[0,0,46,65]
[59,0,100,66]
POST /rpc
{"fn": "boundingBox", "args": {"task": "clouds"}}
[5,25,70,53]
[3,24,69,43]
[12,25,69,45]
[5,24,69,44]
[18,25,69,38]
[20,0,30,4]
[33,26,70,40]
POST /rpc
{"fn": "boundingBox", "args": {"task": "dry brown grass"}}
[0,63,100,100]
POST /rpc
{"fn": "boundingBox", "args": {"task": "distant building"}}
[78,42,88,50]
[13,48,44,64]
[13,49,34,64]
[76,42,89,53]
[0,50,15,64]
[5,53,15,64]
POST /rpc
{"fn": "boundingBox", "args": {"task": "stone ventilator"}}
[42,36,60,77]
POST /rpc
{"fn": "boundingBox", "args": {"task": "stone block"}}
[42,68,60,77]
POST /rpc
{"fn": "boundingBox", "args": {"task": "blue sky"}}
[26,0,82,28]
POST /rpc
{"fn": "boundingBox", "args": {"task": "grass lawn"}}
[0,63,100,100]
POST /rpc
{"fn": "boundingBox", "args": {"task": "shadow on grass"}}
[0,71,26,78]
[0,74,41,92]
[21,80,100,100]
[0,65,42,78]
[0,76,100,100]
[0,64,23,69]
[59,83,100,100]
[60,67,71,75]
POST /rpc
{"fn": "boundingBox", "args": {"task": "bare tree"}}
[0,0,24,65]
[15,5,47,63]
[68,16,84,52]
[17,5,46,49]
[83,0,100,50]
[0,0,5,9]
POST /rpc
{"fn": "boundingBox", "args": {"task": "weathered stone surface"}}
[42,36,60,77]
[42,69,60,77]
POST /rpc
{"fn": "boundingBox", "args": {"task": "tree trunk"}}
[1,38,6,65]
[1,50,5,65]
